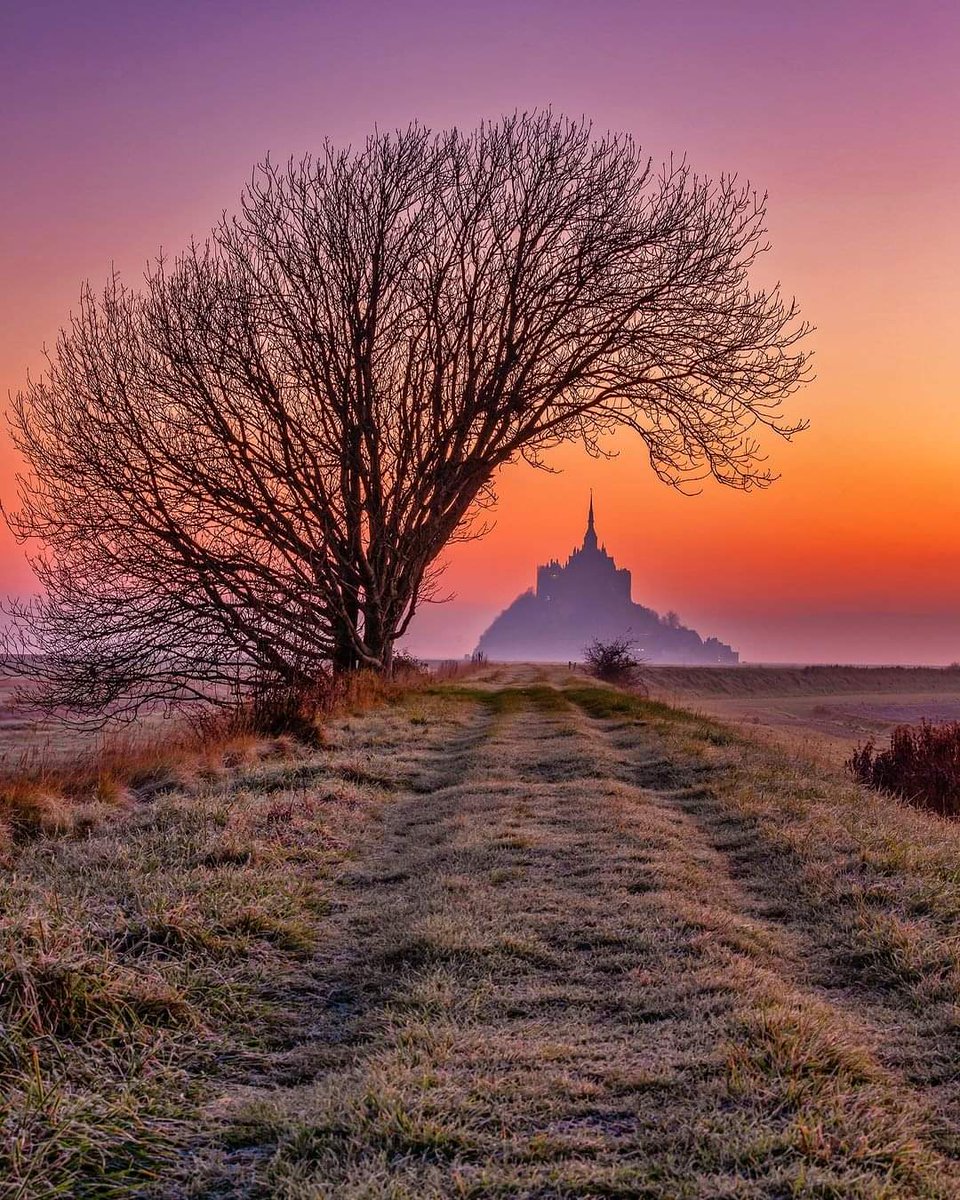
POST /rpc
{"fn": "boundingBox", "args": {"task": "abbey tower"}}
[474,498,739,665]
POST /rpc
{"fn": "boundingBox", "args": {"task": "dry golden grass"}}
[0,723,265,851]
[4,668,960,1196]
[0,667,427,855]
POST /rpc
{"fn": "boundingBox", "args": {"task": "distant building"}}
[474,496,739,664]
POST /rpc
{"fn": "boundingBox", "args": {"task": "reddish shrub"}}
[848,721,960,818]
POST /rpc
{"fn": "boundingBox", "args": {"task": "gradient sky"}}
[2,0,959,663]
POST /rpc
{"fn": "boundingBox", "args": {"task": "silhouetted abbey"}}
[474,498,739,664]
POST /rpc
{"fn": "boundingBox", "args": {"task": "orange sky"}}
[2,1,959,663]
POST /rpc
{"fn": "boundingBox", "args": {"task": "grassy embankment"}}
[645,665,960,768]
[3,667,960,1197]
[645,664,960,699]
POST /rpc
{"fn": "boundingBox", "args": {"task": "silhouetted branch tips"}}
[4,112,811,718]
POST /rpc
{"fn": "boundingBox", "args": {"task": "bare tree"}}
[4,113,811,717]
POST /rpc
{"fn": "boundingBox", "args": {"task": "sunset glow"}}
[2,0,958,662]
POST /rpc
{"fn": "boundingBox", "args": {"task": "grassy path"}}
[5,674,960,1196]
[189,681,960,1198]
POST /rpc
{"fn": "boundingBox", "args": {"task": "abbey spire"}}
[583,490,598,552]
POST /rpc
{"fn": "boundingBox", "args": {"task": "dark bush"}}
[583,637,647,691]
[246,674,340,743]
[391,651,428,680]
[848,721,960,818]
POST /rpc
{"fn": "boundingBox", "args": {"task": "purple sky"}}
[3,1,960,662]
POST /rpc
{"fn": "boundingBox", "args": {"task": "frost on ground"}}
[4,668,960,1198]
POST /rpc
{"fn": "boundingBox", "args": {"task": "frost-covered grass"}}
[4,673,960,1197]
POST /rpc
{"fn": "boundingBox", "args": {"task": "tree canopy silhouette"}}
[5,113,811,715]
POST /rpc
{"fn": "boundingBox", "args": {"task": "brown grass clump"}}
[0,779,74,838]
[0,666,426,853]
[0,726,249,848]
[849,720,960,817]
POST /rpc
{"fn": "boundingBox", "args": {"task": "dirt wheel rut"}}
[195,684,960,1199]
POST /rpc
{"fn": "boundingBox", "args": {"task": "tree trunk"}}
[362,602,393,675]
[331,612,361,674]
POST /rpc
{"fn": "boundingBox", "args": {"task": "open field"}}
[0,673,170,773]
[3,665,960,1197]
[644,665,960,767]
[0,674,87,769]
